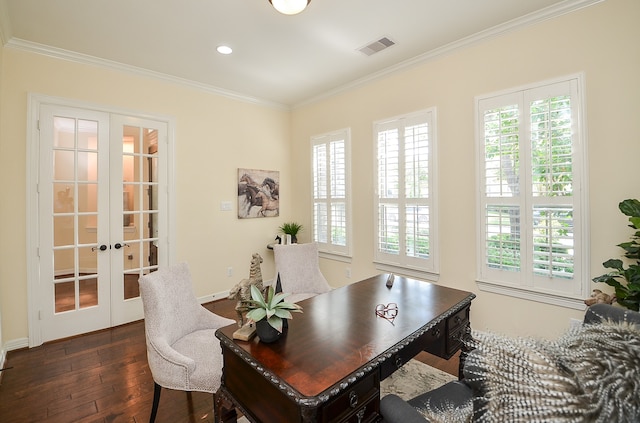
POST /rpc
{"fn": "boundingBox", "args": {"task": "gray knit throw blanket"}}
[416,320,640,423]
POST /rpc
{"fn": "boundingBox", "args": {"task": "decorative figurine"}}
[228,253,265,327]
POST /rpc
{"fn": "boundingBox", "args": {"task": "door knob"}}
[114,243,130,249]
[92,244,108,252]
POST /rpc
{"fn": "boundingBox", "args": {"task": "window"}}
[476,75,588,308]
[311,129,351,257]
[374,109,438,277]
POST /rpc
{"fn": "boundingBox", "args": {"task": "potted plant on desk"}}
[246,285,303,343]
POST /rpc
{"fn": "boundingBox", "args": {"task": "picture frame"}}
[237,168,279,219]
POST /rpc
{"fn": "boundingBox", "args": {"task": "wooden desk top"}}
[216,274,474,400]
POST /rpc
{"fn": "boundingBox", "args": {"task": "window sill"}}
[319,251,352,263]
[374,261,439,282]
[476,279,587,310]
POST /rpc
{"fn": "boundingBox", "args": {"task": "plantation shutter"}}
[477,78,585,299]
[312,129,350,256]
[374,109,437,274]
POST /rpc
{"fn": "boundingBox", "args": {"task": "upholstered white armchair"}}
[139,262,234,423]
[272,242,331,303]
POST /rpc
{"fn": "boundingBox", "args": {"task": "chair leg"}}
[186,391,193,415]
[149,382,162,423]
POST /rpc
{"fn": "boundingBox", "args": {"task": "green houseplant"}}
[246,285,303,342]
[279,222,303,243]
[592,199,640,311]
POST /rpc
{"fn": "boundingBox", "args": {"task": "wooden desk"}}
[215,274,475,423]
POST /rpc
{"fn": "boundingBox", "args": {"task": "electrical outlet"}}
[227,267,233,277]
[345,267,351,279]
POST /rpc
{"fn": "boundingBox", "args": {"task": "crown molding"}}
[293,0,605,108]
[2,0,603,110]
[5,37,290,110]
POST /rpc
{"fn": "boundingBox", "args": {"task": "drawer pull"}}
[349,390,358,408]
[395,355,403,369]
[454,315,462,325]
[357,408,366,423]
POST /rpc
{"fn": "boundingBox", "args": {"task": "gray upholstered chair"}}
[380,303,640,423]
[139,263,235,423]
[272,242,331,303]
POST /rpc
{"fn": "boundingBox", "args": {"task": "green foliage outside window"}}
[484,96,575,278]
[331,227,346,246]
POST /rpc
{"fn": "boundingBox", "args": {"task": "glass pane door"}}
[35,102,170,344]
[40,105,111,342]
[121,125,160,299]
[110,116,167,326]
[52,118,101,312]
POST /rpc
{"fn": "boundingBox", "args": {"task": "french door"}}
[36,103,169,343]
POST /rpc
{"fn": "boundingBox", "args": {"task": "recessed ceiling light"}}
[217,45,233,55]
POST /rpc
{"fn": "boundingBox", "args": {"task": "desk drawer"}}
[422,319,447,358]
[446,306,470,357]
[447,307,469,332]
[381,320,445,380]
[342,395,379,423]
[424,306,470,359]
[446,325,466,356]
[323,372,378,423]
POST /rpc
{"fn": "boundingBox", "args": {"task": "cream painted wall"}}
[0,48,291,343]
[291,0,640,339]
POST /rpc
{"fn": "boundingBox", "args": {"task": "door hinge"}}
[38,310,42,320]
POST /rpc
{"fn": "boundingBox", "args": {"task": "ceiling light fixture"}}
[217,45,233,55]
[269,0,311,15]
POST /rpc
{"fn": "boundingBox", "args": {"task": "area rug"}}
[380,358,456,400]
[236,359,455,421]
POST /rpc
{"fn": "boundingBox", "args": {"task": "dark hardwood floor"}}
[0,299,458,423]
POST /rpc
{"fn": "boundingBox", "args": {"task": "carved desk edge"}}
[216,292,475,410]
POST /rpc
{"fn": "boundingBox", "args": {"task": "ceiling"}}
[0,0,599,107]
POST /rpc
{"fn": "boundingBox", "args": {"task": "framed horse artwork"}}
[237,168,280,218]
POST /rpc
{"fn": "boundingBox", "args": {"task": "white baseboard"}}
[198,279,276,305]
[198,290,230,305]
[5,337,29,352]
[1,336,28,383]
[0,347,5,384]
[0,292,230,357]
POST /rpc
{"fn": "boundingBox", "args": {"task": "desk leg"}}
[458,323,473,380]
[215,389,237,423]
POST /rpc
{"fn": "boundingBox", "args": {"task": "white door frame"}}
[26,93,176,347]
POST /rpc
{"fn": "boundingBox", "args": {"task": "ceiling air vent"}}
[358,37,396,56]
